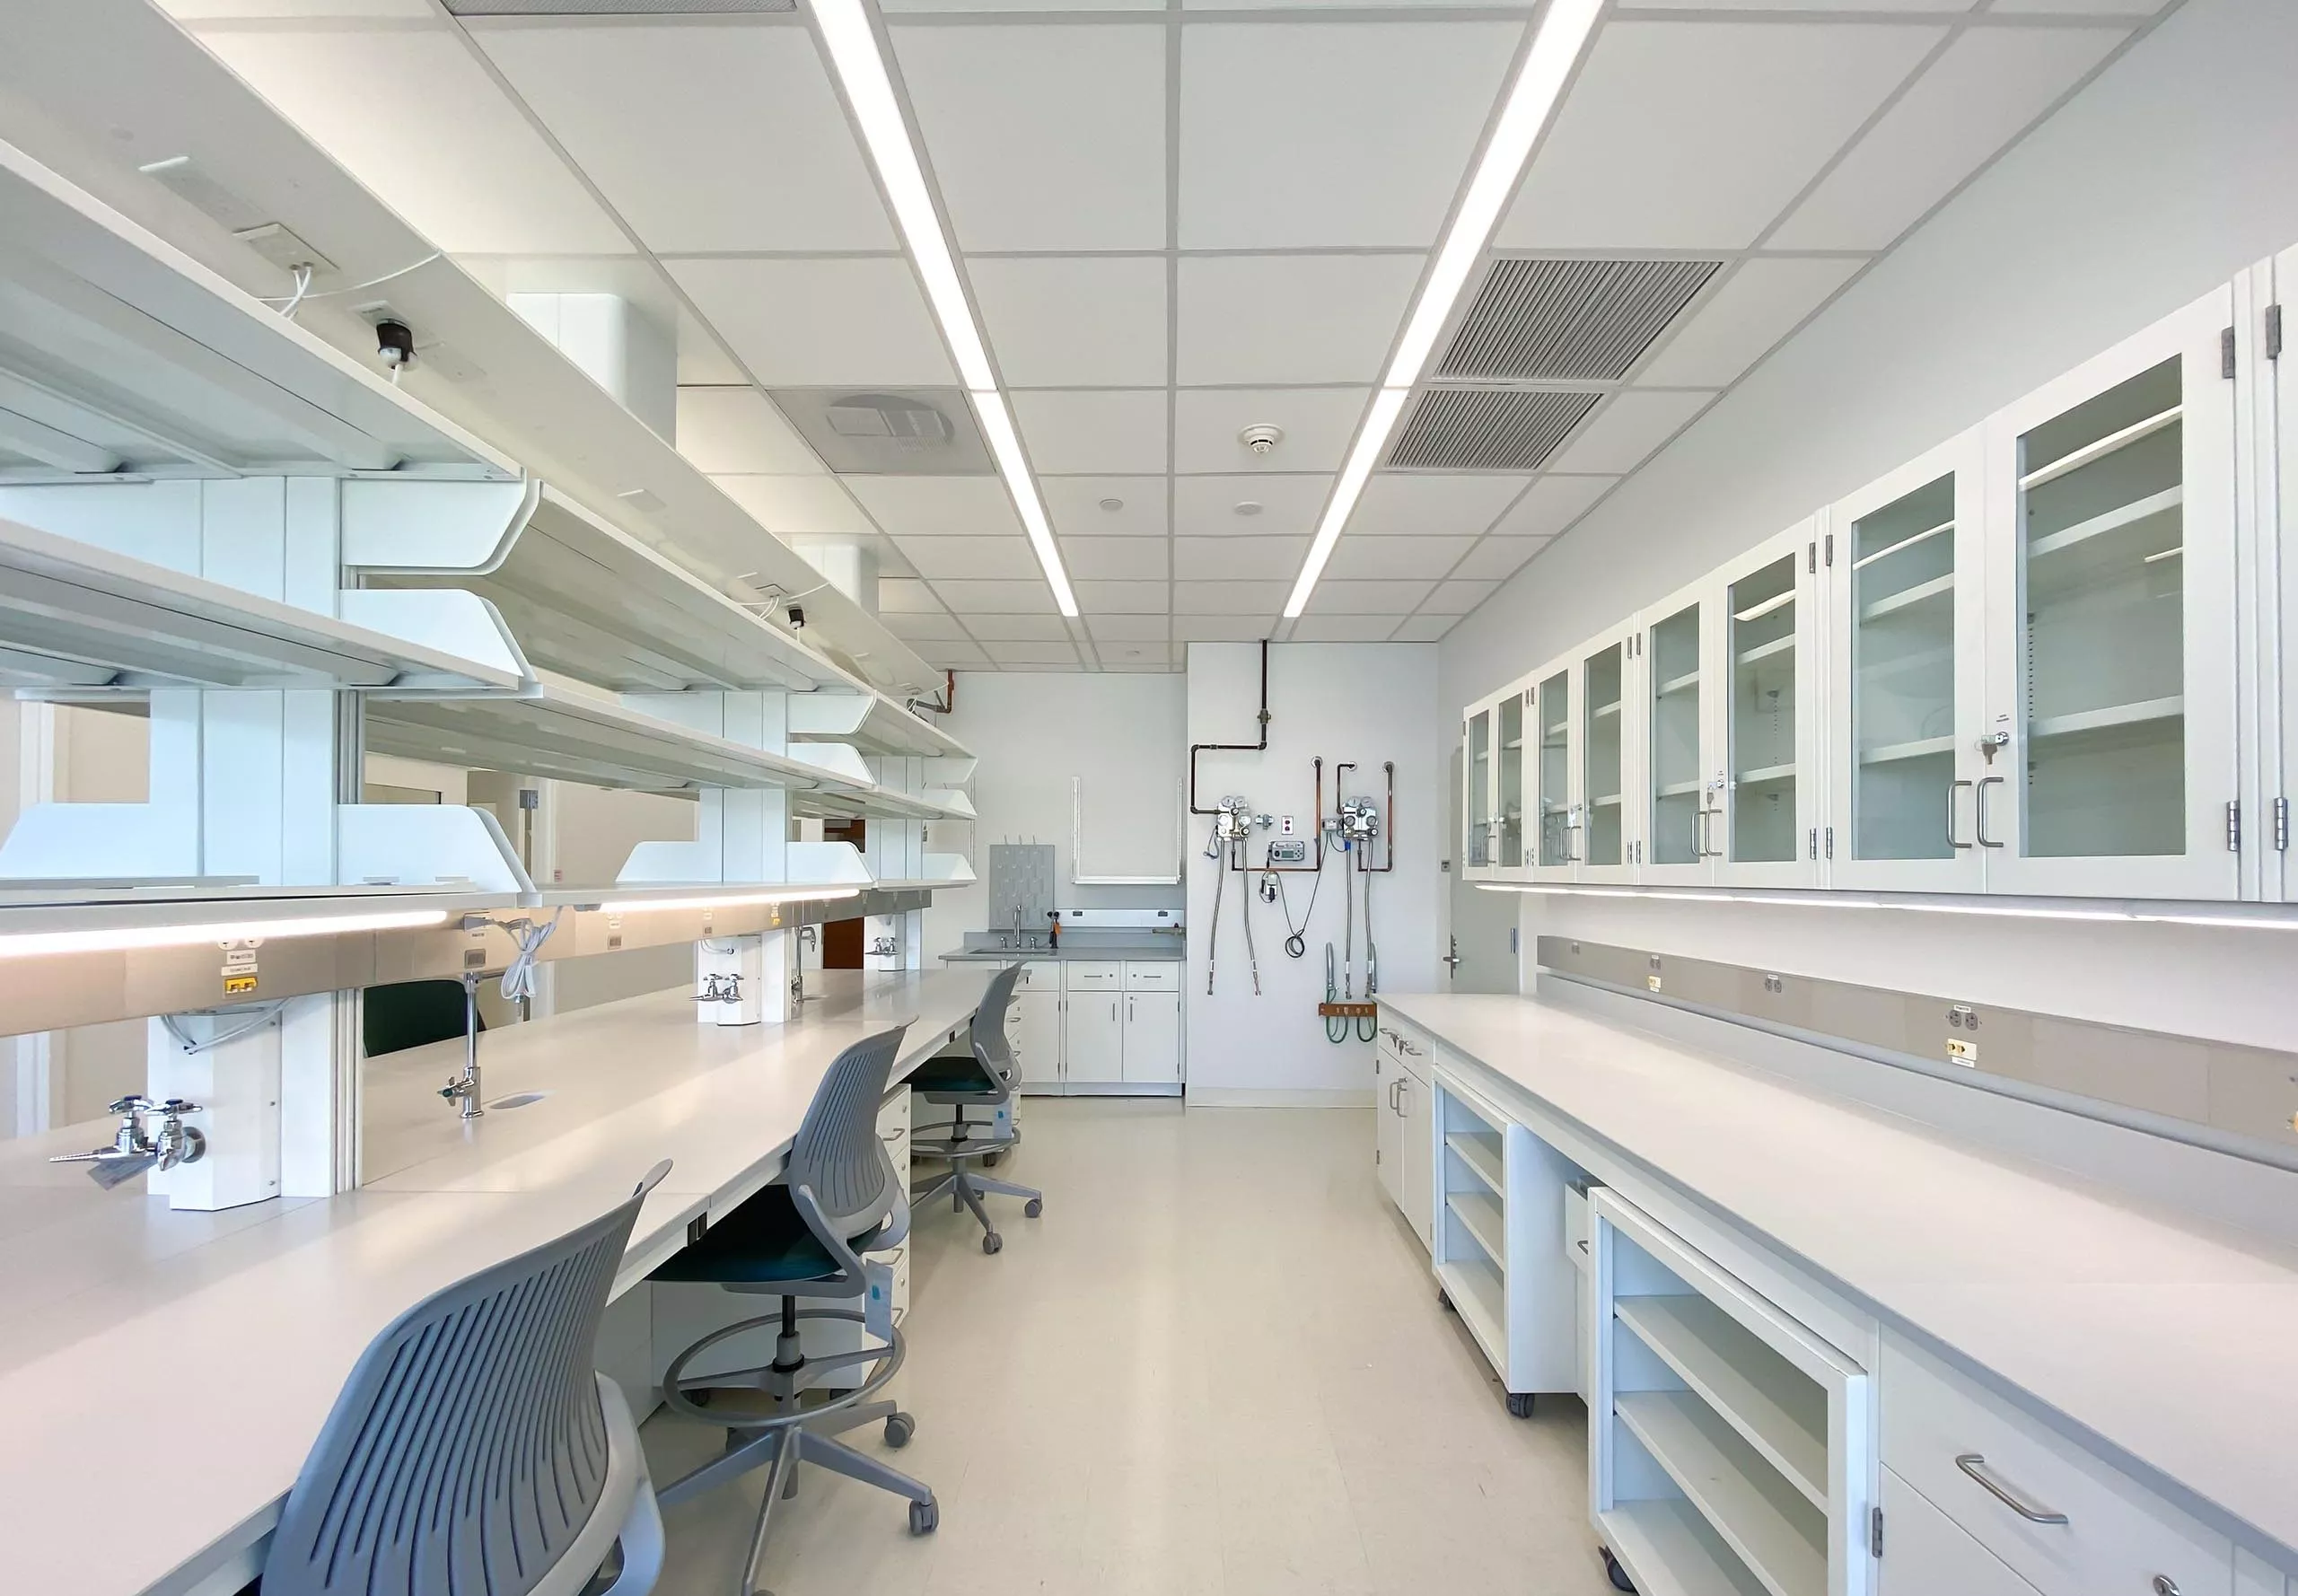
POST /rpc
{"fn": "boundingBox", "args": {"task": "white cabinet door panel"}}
[1121,991,1181,1083]
[1066,991,1125,1083]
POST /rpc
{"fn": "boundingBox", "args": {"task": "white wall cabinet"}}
[1640,573,1717,887]
[1715,519,1826,888]
[1013,959,1184,1093]
[1373,1024,1435,1252]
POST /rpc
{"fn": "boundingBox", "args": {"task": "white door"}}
[1008,986,1062,1093]
[1448,743,1521,994]
[1530,659,1577,881]
[1980,285,2241,899]
[1065,990,1125,1083]
[1827,430,1991,891]
[1373,1050,1404,1211]
[1640,577,1716,885]
[1715,518,1825,887]
[1463,702,1495,878]
[1121,991,1181,1084]
[1578,627,1642,882]
[1495,688,1530,877]
[1399,1061,1434,1251]
[2266,250,2298,904]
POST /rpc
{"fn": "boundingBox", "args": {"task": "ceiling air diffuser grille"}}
[443,0,796,13]
[1386,389,1601,473]
[1438,258,1721,382]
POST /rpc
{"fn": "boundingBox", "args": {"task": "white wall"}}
[1435,0,2298,1055]
[920,672,1186,958]
[1186,643,1443,1104]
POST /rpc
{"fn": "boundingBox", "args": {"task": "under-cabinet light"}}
[590,888,863,914]
[0,908,452,960]
[1473,881,2298,932]
[810,0,1077,618]
[1283,0,1603,620]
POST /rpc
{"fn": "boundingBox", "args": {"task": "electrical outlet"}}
[1280,815,1295,834]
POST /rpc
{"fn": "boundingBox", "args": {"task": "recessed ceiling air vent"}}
[771,388,995,476]
[1438,258,1722,382]
[1386,389,1600,473]
[443,0,796,13]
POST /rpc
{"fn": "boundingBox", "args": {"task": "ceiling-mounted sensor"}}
[827,392,955,450]
[1238,424,1284,457]
[1233,500,1264,517]
[1098,496,1125,513]
[233,223,338,282]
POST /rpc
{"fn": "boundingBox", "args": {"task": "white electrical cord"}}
[162,1002,285,1056]
[496,910,562,1005]
[256,251,443,306]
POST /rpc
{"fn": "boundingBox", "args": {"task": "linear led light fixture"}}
[1474,881,2298,933]
[810,0,1079,618]
[0,908,452,960]
[589,887,864,914]
[1284,0,1604,621]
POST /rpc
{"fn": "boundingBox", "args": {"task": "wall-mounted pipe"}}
[1189,638,1269,816]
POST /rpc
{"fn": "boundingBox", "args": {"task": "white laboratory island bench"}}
[1374,990,2298,1596]
[0,968,992,1596]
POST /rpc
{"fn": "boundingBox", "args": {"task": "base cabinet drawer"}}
[1882,1468,2040,1596]
[1123,960,1181,992]
[1066,960,1123,990]
[1881,1333,2232,1596]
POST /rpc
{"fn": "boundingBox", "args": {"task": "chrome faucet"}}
[438,973,485,1120]
[50,1095,206,1188]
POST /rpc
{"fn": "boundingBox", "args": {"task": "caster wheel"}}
[1437,1288,1455,1312]
[1602,1547,1636,1592]
[688,1388,714,1408]
[883,1412,915,1449]
[1506,1391,1537,1419]
[1024,1197,1043,1218]
[910,1498,940,1535]
[984,1151,1005,1168]
[982,1232,1004,1255]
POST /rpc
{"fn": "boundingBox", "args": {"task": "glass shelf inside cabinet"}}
[2019,357,2184,858]
[1729,555,1798,863]
[1467,709,1492,869]
[1584,641,1625,867]
[1648,604,1703,866]
[1538,669,1572,869]
[1497,693,1525,870]
[1852,472,1957,861]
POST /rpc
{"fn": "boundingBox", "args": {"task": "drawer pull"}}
[2153,1579,2181,1596]
[1954,1453,2069,1525]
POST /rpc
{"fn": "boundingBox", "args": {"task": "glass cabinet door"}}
[1644,594,1710,882]
[1496,691,1525,872]
[1535,666,1574,873]
[1582,637,1630,878]
[1720,522,1820,884]
[1984,286,2238,899]
[1464,706,1492,873]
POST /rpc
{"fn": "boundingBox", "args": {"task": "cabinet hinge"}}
[1826,825,1835,860]
[1870,1504,1884,1559]
[1808,826,1818,861]
[1807,540,1817,574]
[2268,304,2285,361]
[2222,325,2238,379]
[1824,532,1835,567]
[2226,800,2241,853]
[2276,795,2290,852]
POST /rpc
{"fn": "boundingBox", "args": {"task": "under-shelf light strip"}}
[1283,0,1604,621]
[592,888,863,913]
[811,0,1078,618]
[0,908,452,960]
[1474,881,2298,932]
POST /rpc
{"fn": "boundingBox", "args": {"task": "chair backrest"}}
[263,1161,671,1596]
[969,962,1025,1097]
[785,1023,910,1241]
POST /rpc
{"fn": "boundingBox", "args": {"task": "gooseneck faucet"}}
[438,972,485,1120]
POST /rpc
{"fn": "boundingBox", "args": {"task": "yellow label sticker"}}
[224,974,259,995]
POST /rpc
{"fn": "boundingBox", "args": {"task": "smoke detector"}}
[1232,500,1264,517]
[1098,496,1125,513]
[1238,424,1284,457]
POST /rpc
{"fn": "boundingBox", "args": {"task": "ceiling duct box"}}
[770,388,996,477]
[1438,257,1720,383]
[1387,388,1601,473]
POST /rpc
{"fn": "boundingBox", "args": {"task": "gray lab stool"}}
[651,1024,935,1596]
[260,1162,672,1596]
[908,961,1042,1255]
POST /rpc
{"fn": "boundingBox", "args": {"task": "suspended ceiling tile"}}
[1074,580,1171,614]
[894,24,1166,251]
[1989,0,2166,13]
[1173,536,1310,580]
[1449,536,1549,581]
[668,258,953,386]
[1180,23,1523,249]
[887,0,1158,13]
[892,536,1045,579]
[1771,25,2127,252]
[867,533,917,578]
[676,311,750,388]
[877,578,946,614]
[970,257,1168,389]
[1615,0,1974,9]
[712,474,879,539]
[1290,615,1403,641]
[1545,390,1714,475]
[1096,643,1174,671]
[1172,388,1369,474]
[195,29,631,255]
[846,476,1023,538]
[881,611,975,642]
[1421,578,1500,614]
[472,25,894,253]
[1309,580,1432,615]
[1498,21,1943,250]
[931,579,1059,614]
[1487,474,1617,538]
[1390,614,1460,642]
[1322,535,1474,581]
[1635,258,1864,389]
[983,639,1083,666]
[1175,616,1275,643]
[1176,255,1425,386]
[167,2,436,13]
[925,641,993,667]
[1041,476,1169,536]
[1173,475,1330,538]
[1011,390,1170,475]
[1350,473,1531,537]
[963,613,1074,642]
[675,387,825,476]
[1062,539,1169,581]
[1087,614,1170,642]
[1174,580,1290,615]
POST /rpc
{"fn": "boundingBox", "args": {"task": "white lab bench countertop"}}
[1380,990,2298,1567]
[0,966,991,1596]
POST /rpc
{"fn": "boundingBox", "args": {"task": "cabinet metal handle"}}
[1953,1454,2068,1524]
[1946,779,1974,849]
[1976,776,2005,849]
[2153,1578,2181,1596]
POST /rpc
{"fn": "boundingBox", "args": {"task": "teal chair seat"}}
[651,1184,889,1287]
[906,1054,996,1095]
